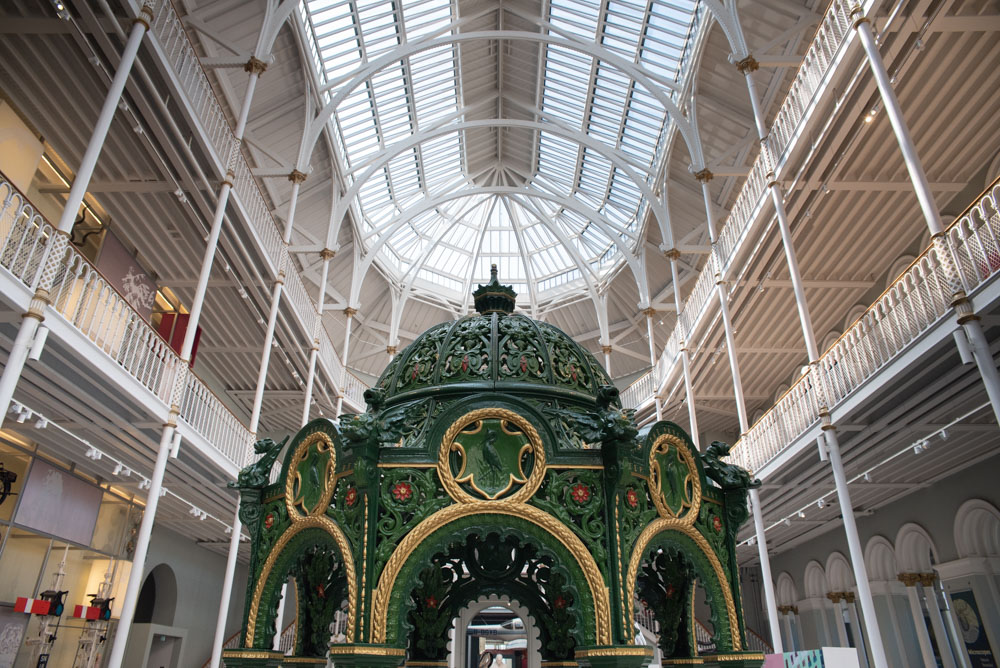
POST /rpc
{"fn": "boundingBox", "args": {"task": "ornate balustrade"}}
[735,178,1000,474]
[0,174,253,470]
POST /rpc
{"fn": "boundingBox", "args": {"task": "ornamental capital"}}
[288,169,308,184]
[663,247,681,260]
[777,605,798,615]
[693,168,713,183]
[320,248,336,260]
[344,307,358,318]
[849,5,869,28]
[898,572,920,587]
[244,56,268,75]
[641,307,656,317]
[918,572,938,587]
[826,592,843,604]
[386,345,397,355]
[843,592,856,603]
[735,55,759,74]
[133,1,156,29]
[601,345,613,355]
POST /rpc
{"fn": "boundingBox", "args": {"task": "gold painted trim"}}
[327,646,406,657]
[700,654,765,662]
[285,431,337,519]
[648,434,701,525]
[282,658,328,664]
[245,515,357,646]
[371,502,611,645]
[574,647,653,658]
[546,464,604,470]
[541,662,580,666]
[626,519,741,651]
[438,409,546,504]
[378,462,436,469]
[663,660,704,665]
[404,662,449,666]
[222,650,284,659]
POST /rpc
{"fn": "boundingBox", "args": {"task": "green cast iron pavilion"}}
[224,270,763,668]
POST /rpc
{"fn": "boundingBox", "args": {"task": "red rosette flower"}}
[570,483,591,504]
[345,487,358,507]
[626,489,639,508]
[713,515,723,532]
[392,481,413,502]
[264,513,275,529]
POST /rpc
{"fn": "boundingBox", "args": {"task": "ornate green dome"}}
[374,267,616,409]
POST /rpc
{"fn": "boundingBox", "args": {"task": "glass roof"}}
[300,0,701,307]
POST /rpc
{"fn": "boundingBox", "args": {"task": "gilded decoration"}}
[227,273,760,667]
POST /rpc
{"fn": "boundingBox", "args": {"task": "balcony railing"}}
[0,174,253,470]
[735,178,1000,474]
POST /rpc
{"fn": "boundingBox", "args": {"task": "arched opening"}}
[244,525,352,657]
[400,530,586,664]
[449,595,542,668]
[632,529,739,661]
[134,563,177,626]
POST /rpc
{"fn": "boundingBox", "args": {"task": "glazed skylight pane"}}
[302,0,698,304]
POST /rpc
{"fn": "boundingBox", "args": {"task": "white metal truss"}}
[299,0,701,307]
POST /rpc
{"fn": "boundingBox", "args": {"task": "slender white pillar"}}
[851,11,943,237]
[336,308,356,416]
[769,186,819,361]
[302,249,333,424]
[781,611,795,651]
[920,580,957,668]
[750,488,783,652]
[959,313,1000,425]
[939,584,973,668]
[833,596,850,646]
[643,308,657,367]
[903,579,937,668]
[272,582,288,651]
[108,62,264,668]
[210,170,305,666]
[668,252,699,447]
[602,344,613,376]
[106,409,177,668]
[0,2,154,422]
[716,281,750,431]
[846,597,871,668]
[822,421,889,667]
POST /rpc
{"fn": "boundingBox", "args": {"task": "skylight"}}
[300,0,701,309]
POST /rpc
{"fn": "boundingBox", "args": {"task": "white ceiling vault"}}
[183,0,823,382]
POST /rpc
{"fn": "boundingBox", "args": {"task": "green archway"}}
[375,512,600,657]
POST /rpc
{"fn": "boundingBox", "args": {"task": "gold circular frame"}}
[438,408,545,504]
[285,430,337,519]
[647,433,701,525]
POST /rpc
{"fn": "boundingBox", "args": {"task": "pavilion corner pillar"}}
[821,410,889,668]
[107,55,265,668]
[0,1,155,422]
[749,487,783,653]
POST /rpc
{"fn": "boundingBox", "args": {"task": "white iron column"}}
[831,594,850,646]
[749,488,782,652]
[643,308,657,367]
[851,10,943,237]
[336,307,356,416]
[901,575,937,668]
[209,168,304,668]
[696,169,779,649]
[822,413,889,667]
[739,56,820,363]
[0,1,155,421]
[106,407,178,667]
[302,249,333,425]
[780,609,795,651]
[108,58,265,668]
[919,576,957,668]
[852,8,1000,422]
[668,250,699,447]
[953,295,1000,424]
[845,595,871,668]
[602,344,613,377]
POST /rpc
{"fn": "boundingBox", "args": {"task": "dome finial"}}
[473,264,517,315]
